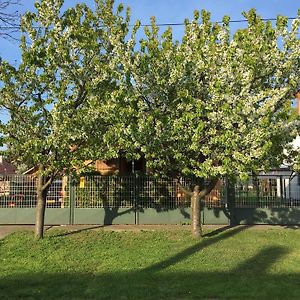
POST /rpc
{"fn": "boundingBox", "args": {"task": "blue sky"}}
[0,0,300,65]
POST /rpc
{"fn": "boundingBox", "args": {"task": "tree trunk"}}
[178,178,218,238]
[35,166,49,240]
[191,185,201,238]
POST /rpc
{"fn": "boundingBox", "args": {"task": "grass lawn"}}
[0,226,300,299]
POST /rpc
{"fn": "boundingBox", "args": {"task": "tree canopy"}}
[0,0,134,238]
[0,0,134,176]
[126,10,300,236]
[128,10,300,181]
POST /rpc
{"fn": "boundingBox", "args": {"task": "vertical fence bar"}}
[226,178,236,225]
[280,175,283,205]
[134,174,139,225]
[69,176,75,225]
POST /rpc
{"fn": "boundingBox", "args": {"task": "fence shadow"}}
[234,207,300,225]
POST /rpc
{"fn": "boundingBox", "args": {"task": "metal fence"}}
[235,175,300,208]
[1,174,300,209]
[0,175,69,208]
[74,176,135,208]
[72,176,226,209]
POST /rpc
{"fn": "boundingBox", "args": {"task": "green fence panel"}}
[138,208,191,225]
[234,207,300,225]
[73,208,135,225]
[0,208,71,225]
[45,208,71,225]
[73,208,106,225]
[0,208,17,224]
[15,208,35,224]
[202,207,229,225]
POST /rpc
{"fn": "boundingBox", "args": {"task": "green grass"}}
[1,226,300,299]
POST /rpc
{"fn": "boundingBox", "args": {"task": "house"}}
[0,156,16,175]
[237,92,300,204]
[22,156,146,176]
[93,156,146,175]
[0,156,16,197]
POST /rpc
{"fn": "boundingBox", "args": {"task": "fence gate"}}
[71,176,229,225]
[71,176,193,225]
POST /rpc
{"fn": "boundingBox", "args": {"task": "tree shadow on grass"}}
[144,225,249,272]
[50,225,105,237]
[284,225,300,229]
[0,246,295,300]
[202,224,249,237]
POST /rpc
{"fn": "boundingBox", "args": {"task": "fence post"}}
[69,176,76,225]
[134,174,140,225]
[226,178,236,225]
[280,175,284,204]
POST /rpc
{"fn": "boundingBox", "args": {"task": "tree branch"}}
[42,170,59,191]
[37,92,52,126]
[198,178,219,199]
[0,0,21,40]
[176,179,193,197]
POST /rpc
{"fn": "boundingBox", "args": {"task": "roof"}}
[22,166,38,175]
[0,159,16,175]
[257,169,294,179]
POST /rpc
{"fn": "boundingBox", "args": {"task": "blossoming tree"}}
[128,10,300,237]
[0,0,133,239]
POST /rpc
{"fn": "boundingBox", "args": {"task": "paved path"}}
[0,225,36,239]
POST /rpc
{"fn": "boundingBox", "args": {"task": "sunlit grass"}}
[0,226,300,299]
